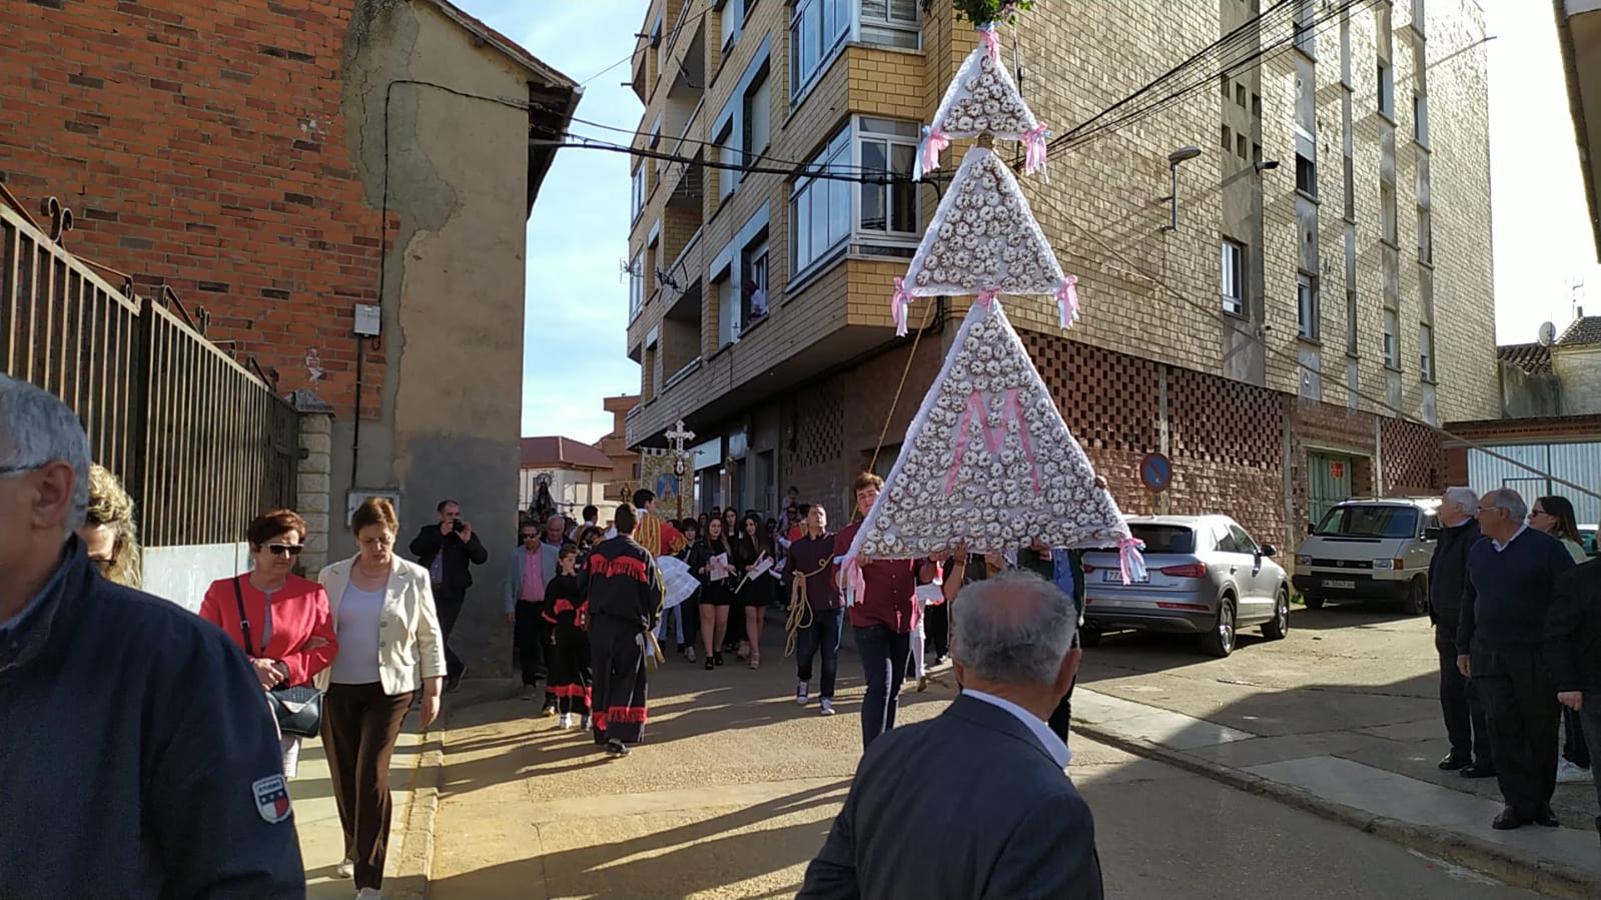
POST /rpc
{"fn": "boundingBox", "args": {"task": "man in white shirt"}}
[800,572,1102,899]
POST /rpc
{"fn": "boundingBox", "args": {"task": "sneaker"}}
[580,715,592,732]
[820,698,836,716]
[357,889,383,899]
[685,645,698,664]
[1558,759,1591,784]
[335,858,355,879]
[541,702,557,718]
[556,713,572,729]
[605,739,630,757]
[796,682,810,706]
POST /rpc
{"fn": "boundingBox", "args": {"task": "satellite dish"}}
[1538,321,1557,347]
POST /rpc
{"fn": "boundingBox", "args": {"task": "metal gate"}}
[1468,442,1601,525]
[1308,452,1355,527]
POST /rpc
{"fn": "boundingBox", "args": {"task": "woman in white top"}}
[317,497,445,898]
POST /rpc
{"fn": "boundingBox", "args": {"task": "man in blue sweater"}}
[1457,488,1577,830]
[0,374,304,896]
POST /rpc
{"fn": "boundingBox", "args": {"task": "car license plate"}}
[1322,579,1356,590]
[1103,571,1150,584]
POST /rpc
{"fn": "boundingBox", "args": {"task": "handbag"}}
[233,577,324,738]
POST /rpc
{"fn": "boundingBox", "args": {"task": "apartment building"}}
[622,0,1496,549]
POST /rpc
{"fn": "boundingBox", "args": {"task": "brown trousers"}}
[322,681,415,890]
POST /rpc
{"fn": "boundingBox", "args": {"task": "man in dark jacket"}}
[1429,487,1493,777]
[581,503,664,757]
[1546,555,1601,844]
[0,374,304,897]
[411,499,489,691]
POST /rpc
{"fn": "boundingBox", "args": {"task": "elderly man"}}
[1547,548,1601,844]
[506,514,567,712]
[800,572,1103,899]
[1430,486,1493,777]
[1457,488,1577,829]
[0,375,303,896]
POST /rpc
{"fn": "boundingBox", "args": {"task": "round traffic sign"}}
[1140,452,1172,493]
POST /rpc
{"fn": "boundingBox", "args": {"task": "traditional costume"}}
[541,571,591,726]
[633,510,687,558]
[582,534,664,745]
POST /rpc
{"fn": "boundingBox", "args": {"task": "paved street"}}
[424,608,1540,898]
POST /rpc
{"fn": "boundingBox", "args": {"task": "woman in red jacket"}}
[200,508,338,777]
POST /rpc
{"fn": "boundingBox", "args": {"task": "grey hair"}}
[1483,488,1528,522]
[951,571,1077,686]
[1443,486,1477,510]
[0,374,91,533]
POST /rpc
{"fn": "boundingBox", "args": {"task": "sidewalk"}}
[1071,687,1601,898]
[294,710,443,900]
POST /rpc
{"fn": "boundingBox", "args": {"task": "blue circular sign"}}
[1140,452,1172,493]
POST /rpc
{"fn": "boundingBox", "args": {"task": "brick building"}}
[621,0,1496,552]
[0,0,577,669]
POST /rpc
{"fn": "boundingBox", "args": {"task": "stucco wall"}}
[1553,345,1601,414]
[337,0,529,674]
[143,543,252,613]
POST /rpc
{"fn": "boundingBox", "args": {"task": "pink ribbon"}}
[1023,122,1050,179]
[892,276,912,337]
[975,288,999,308]
[977,23,1001,62]
[945,388,1042,496]
[1056,275,1080,328]
[1117,536,1148,586]
[842,556,866,606]
[922,126,950,174]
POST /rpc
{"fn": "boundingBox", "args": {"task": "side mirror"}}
[1260,544,1277,558]
[1424,527,1442,541]
[1305,522,1315,536]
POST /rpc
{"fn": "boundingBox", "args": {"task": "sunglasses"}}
[267,544,304,557]
[521,532,539,540]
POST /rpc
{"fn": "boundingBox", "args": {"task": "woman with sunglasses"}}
[199,509,339,779]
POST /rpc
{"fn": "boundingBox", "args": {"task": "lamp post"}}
[1160,145,1203,232]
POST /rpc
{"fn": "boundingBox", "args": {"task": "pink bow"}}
[1056,275,1080,327]
[978,23,1001,63]
[1117,536,1148,586]
[975,288,999,309]
[892,276,912,337]
[922,126,950,174]
[1023,122,1050,179]
[842,556,867,606]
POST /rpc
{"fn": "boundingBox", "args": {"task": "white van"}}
[1292,498,1441,615]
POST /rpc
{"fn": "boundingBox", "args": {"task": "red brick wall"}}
[0,0,382,416]
[1380,417,1447,497]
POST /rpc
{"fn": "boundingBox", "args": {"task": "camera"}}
[452,520,466,533]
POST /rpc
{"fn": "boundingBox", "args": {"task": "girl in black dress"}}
[732,513,777,670]
[690,516,735,670]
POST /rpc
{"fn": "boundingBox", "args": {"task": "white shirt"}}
[963,688,1072,769]
[1492,523,1529,553]
[330,582,386,685]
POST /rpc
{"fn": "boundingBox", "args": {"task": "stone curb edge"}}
[1072,720,1599,899]
[388,719,446,900]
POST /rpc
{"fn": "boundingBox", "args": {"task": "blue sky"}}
[465,1,1592,443]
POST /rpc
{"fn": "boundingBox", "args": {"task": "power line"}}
[579,4,717,86]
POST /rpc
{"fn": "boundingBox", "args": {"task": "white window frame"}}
[790,116,923,282]
[859,0,921,50]
[1419,322,1435,381]
[1417,205,1432,265]
[790,0,850,99]
[1377,59,1394,118]
[1220,239,1245,317]
[630,165,646,222]
[856,116,922,240]
[719,0,742,51]
[1297,272,1319,340]
[790,127,852,276]
[629,250,645,321]
[743,68,771,163]
[741,236,770,326]
[1382,308,1399,369]
[1413,93,1429,146]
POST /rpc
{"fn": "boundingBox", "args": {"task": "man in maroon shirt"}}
[834,472,926,749]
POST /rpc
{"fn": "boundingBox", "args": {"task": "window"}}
[1296,153,1317,196]
[1252,92,1262,117]
[1221,125,1232,151]
[1413,93,1429,145]
[1343,154,1355,222]
[1417,206,1432,264]
[1293,0,1315,55]
[1221,75,1230,99]
[791,128,852,273]
[720,0,742,50]
[859,117,920,235]
[743,70,771,161]
[791,0,849,97]
[715,120,738,201]
[629,251,645,320]
[1236,133,1247,159]
[1339,13,1352,86]
[1229,524,1261,556]
[860,0,920,49]
[1297,273,1319,340]
[1220,239,1245,316]
[715,272,737,346]
[1380,182,1397,244]
[741,237,769,326]
[630,165,645,221]
[1346,289,1358,353]
[1419,323,1435,380]
[1235,83,1246,107]
[1377,60,1394,117]
[1382,308,1399,368]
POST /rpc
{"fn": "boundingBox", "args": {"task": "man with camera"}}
[411,499,489,692]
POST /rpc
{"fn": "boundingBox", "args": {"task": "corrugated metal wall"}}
[1467,442,1601,524]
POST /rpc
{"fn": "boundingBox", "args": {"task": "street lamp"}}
[1159,145,1203,232]
[1255,158,1280,174]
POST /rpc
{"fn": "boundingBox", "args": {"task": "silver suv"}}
[1293,498,1440,615]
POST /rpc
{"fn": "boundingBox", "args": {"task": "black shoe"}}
[1491,807,1525,830]
[1460,763,1497,779]
[1535,807,1560,828]
[1438,753,1471,771]
[714,652,725,667]
[705,656,715,671]
[605,739,630,757]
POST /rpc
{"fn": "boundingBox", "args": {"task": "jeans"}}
[855,623,912,749]
[796,608,845,698]
[1472,643,1560,819]
[1436,627,1491,765]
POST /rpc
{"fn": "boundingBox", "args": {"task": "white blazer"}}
[316,555,447,696]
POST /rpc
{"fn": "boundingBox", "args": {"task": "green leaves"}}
[952,0,1036,26]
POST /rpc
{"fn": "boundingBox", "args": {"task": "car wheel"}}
[1262,587,1290,640]
[1079,627,1103,648]
[1303,594,1325,610]
[1200,596,1236,658]
[1403,578,1428,617]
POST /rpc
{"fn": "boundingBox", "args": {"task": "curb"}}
[1073,721,1600,899]
[387,718,446,900]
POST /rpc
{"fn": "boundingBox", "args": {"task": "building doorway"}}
[1308,451,1356,527]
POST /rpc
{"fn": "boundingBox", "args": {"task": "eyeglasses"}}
[0,461,45,478]
[1529,509,1549,518]
[521,533,538,540]
[267,544,304,557]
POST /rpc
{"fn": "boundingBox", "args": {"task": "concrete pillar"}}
[292,389,336,577]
